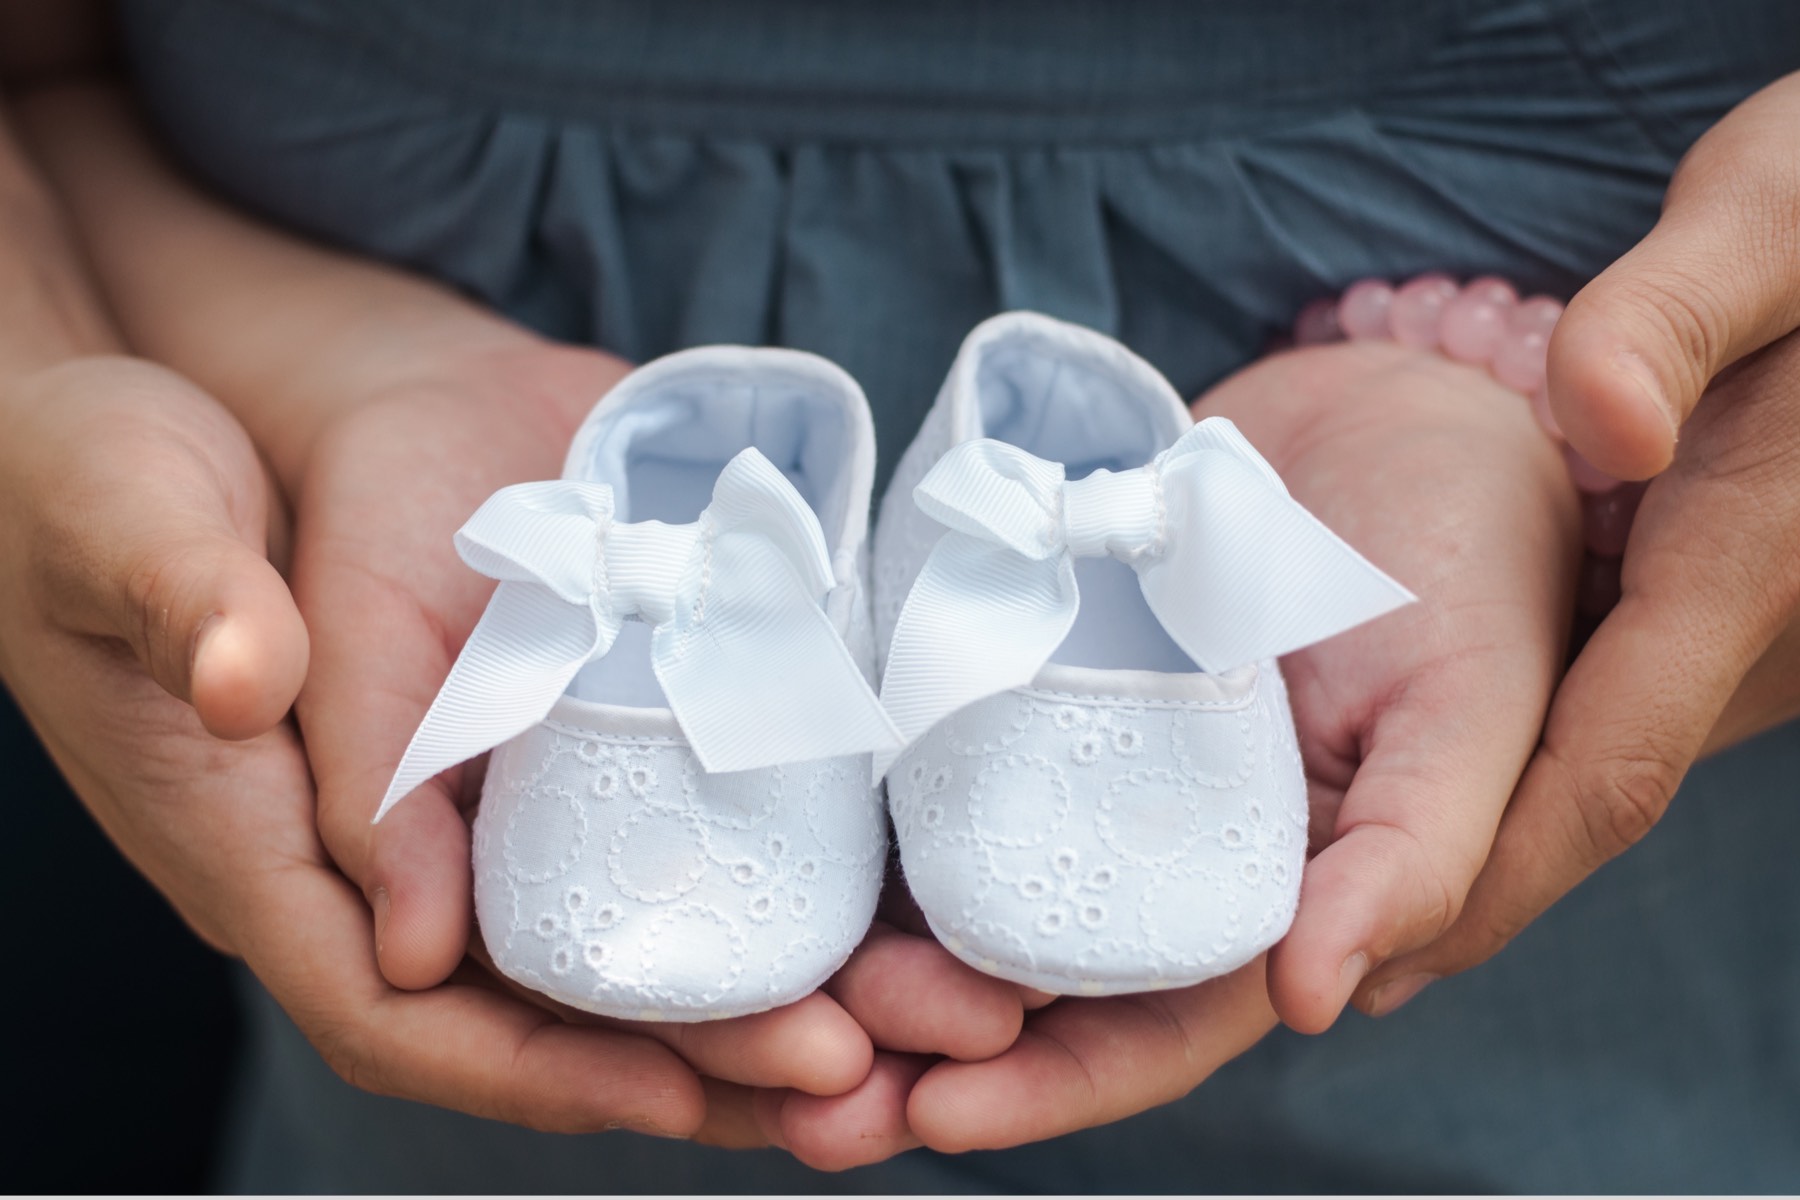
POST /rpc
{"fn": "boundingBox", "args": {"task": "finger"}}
[294,441,488,990]
[241,844,707,1137]
[824,921,1024,1061]
[690,1078,775,1151]
[1366,385,1800,999]
[1706,609,1800,755]
[626,992,874,1097]
[760,1053,930,1172]
[1267,631,1556,1033]
[360,780,475,991]
[468,937,873,1094]
[1547,71,1800,477]
[907,959,1275,1152]
[27,361,308,739]
[877,865,1052,1012]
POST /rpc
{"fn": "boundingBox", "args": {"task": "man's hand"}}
[1361,71,1800,1006]
[0,358,718,1134]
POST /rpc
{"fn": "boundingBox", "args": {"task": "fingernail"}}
[190,612,223,681]
[620,1119,688,1140]
[1366,972,1437,1018]
[752,1088,791,1151]
[1613,349,1678,437]
[1337,951,1370,1002]
[371,887,390,957]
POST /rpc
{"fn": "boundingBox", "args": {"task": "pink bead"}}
[1464,276,1519,308]
[1529,384,1563,440]
[1440,292,1510,363]
[1577,556,1623,617]
[1564,444,1621,495]
[1389,273,1460,349]
[1339,279,1396,340]
[1582,482,1646,557]
[1508,295,1564,336]
[1294,297,1344,346]
[1492,329,1549,394]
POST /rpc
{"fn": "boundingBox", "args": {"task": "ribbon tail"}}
[874,533,1078,781]
[653,528,900,774]
[1140,450,1416,673]
[374,580,603,822]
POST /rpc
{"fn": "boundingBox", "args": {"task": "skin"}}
[10,79,1025,1164]
[905,335,1584,1150]
[1360,70,1800,1013]
[4,1,1797,1169]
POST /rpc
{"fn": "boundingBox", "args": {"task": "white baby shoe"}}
[873,312,1414,996]
[379,347,900,1021]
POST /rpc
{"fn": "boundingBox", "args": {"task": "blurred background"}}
[4,689,239,1193]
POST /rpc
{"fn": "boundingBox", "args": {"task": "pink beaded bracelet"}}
[1291,274,1647,616]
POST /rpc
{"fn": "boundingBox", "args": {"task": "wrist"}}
[1291,274,1648,619]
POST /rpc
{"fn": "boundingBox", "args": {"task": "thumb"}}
[1364,339,1800,994]
[1547,70,1800,479]
[110,529,309,740]
[31,361,309,740]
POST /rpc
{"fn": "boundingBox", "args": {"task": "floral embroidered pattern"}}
[473,719,885,1019]
[532,884,624,977]
[887,661,1309,993]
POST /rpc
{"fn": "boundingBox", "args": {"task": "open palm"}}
[290,337,1024,1153]
[895,337,1582,1150]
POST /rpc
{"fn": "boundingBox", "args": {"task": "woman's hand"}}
[0,357,723,1135]
[1361,70,1800,1006]
[882,337,1585,1150]
[15,79,1028,1159]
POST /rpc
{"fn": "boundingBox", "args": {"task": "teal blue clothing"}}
[118,1,1800,1190]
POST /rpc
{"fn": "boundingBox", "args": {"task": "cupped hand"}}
[885,335,1583,1152]
[292,334,1028,1144]
[0,357,717,1134]
[1362,71,1800,1000]
[10,77,1027,1151]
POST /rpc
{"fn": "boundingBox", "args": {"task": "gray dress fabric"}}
[115,0,1800,1191]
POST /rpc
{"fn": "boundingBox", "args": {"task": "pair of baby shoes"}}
[378,312,1412,1020]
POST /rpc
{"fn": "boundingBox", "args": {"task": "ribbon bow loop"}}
[377,448,898,822]
[874,416,1415,779]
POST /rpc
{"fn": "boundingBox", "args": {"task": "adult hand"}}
[0,357,717,1135]
[892,337,1583,1150]
[18,81,1028,1153]
[1362,71,1800,1003]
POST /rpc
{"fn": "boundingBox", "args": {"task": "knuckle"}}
[1350,815,1468,951]
[1668,134,1800,334]
[1403,830,1466,944]
[314,1023,385,1098]
[119,540,205,683]
[1612,266,1732,387]
[1459,886,1544,969]
[1575,752,1681,861]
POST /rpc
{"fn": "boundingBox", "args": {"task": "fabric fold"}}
[874,416,1415,778]
[377,447,899,822]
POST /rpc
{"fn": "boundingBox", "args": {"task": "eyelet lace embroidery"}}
[474,721,884,1015]
[889,662,1308,987]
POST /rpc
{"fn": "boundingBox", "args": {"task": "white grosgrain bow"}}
[376,448,899,821]
[875,416,1415,779]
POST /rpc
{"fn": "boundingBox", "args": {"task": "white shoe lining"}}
[976,340,1195,673]
[567,368,858,708]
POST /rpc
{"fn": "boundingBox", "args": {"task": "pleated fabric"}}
[121,0,1799,488]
